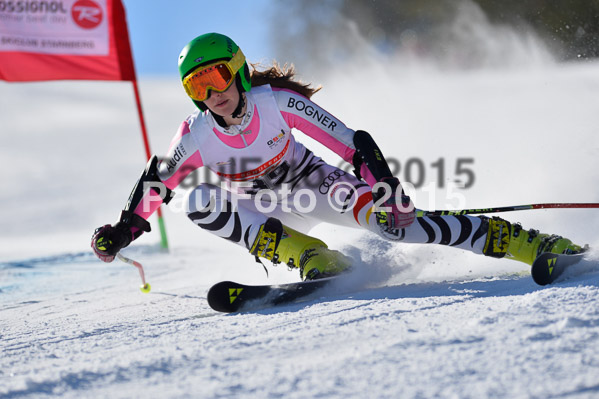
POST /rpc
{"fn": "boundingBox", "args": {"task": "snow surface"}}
[2,49,599,399]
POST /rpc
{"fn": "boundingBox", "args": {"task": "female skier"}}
[92,33,582,281]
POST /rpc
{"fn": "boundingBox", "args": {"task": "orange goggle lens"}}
[182,62,235,102]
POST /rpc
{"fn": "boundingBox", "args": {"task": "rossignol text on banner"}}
[0,0,109,56]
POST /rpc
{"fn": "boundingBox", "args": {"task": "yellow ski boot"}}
[482,217,583,265]
[506,223,582,265]
[250,218,352,280]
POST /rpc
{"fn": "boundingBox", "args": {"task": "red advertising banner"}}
[0,0,135,81]
[0,0,169,249]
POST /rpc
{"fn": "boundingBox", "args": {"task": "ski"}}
[531,252,586,285]
[207,276,338,313]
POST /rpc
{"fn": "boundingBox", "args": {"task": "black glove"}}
[91,211,151,262]
[91,222,133,263]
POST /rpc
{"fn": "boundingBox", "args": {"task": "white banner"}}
[0,0,109,56]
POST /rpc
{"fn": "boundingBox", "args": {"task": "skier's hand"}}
[373,177,415,231]
[91,223,132,263]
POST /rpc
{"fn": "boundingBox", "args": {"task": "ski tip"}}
[207,281,244,313]
[531,260,552,286]
[530,252,585,286]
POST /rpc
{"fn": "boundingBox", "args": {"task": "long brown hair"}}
[250,62,321,99]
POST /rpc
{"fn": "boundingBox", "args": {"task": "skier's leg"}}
[362,201,583,265]
[285,164,491,254]
[359,197,582,264]
[286,163,583,265]
[184,183,351,279]
[185,182,327,245]
[185,183,267,250]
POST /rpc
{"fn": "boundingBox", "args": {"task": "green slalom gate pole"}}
[132,79,169,250]
[156,211,169,249]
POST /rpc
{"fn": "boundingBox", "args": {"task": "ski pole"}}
[117,252,151,293]
[417,203,599,217]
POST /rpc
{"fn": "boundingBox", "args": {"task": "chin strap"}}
[231,78,246,118]
[212,113,227,127]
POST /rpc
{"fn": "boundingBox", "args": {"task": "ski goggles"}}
[182,49,246,102]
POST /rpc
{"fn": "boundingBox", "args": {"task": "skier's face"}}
[203,83,240,117]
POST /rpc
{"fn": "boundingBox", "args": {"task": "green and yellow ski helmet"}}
[178,33,251,110]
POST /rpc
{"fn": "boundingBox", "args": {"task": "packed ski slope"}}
[2,59,599,398]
